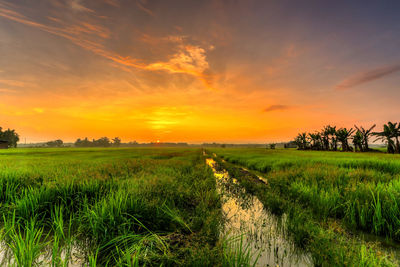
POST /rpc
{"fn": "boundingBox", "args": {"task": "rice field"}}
[2,147,400,266]
[0,148,225,266]
[210,148,400,266]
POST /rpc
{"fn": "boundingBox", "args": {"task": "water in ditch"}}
[206,157,313,266]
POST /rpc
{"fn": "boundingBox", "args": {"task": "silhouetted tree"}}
[0,127,19,148]
[294,133,309,150]
[352,131,363,152]
[336,128,354,152]
[93,137,111,147]
[390,122,400,153]
[112,137,121,147]
[308,132,323,150]
[322,125,337,151]
[354,124,376,152]
[374,122,397,154]
[75,138,91,147]
[293,121,400,154]
[46,139,63,147]
[321,126,332,151]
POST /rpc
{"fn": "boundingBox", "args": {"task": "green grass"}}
[0,147,226,266]
[4,146,397,265]
[210,148,400,266]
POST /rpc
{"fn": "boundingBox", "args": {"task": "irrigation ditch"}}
[205,153,313,266]
[206,150,400,266]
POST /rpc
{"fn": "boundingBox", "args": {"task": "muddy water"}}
[206,158,312,267]
[0,242,84,266]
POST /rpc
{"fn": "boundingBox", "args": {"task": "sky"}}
[1,0,400,143]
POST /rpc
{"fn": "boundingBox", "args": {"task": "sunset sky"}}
[1,0,400,143]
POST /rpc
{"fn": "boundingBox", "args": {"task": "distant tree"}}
[308,132,323,150]
[74,138,82,147]
[269,143,276,149]
[93,137,111,147]
[75,137,92,147]
[385,122,399,153]
[352,131,363,152]
[321,126,331,151]
[292,121,400,154]
[390,122,400,153]
[325,125,338,151]
[112,137,121,147]
[374,122,397,154]
[0,127,19,148]
[354,124,376,152]
[294,132,309,150]
[336,128,354,152]
[75,137,115,147]
[46,139,63,147]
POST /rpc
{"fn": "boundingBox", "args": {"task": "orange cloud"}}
[0,79,33,87]
[145,45,213,88]
[0,3,213,89]
[69,0,95,13]
[264,105,291,112]
[0,88,15,93]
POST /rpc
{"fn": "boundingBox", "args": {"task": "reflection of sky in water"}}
[206,158,313,267]
[0,243,83,266]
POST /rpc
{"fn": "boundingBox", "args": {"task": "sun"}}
[156,140,160,143]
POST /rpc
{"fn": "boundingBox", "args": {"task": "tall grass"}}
[214,148,400,240]
[211,148,400,266]
[222,235,259,267]
[0,148,223,265]
[3,214,47,266]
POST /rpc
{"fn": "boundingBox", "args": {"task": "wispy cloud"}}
[264,104,290,112]
[336,64,400,90]
[103,0,119,7]
[136,0,155,17]
[0,79,31,87]
[0,88,15,93]
[69,0,95,13]
[146,45,209,76]
[0,4,141,66]
[0,2,213,89]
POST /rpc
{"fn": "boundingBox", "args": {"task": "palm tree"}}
[391,122,400,153]
[386,122,400,153]
[321,126,332,151]
[374,122,396,153]
[354,124,376,152]
[308,132,323,150]
[352,131,363,152]
[336,128,354,152]
[325,125,337,151]
[294,133,309,150]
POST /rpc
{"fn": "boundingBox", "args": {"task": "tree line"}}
[74,137,121,147]
[293,122,400,154]
[0,127,19,148]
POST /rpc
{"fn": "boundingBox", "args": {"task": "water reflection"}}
[206,158,312,267]
[0,243,83,266]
